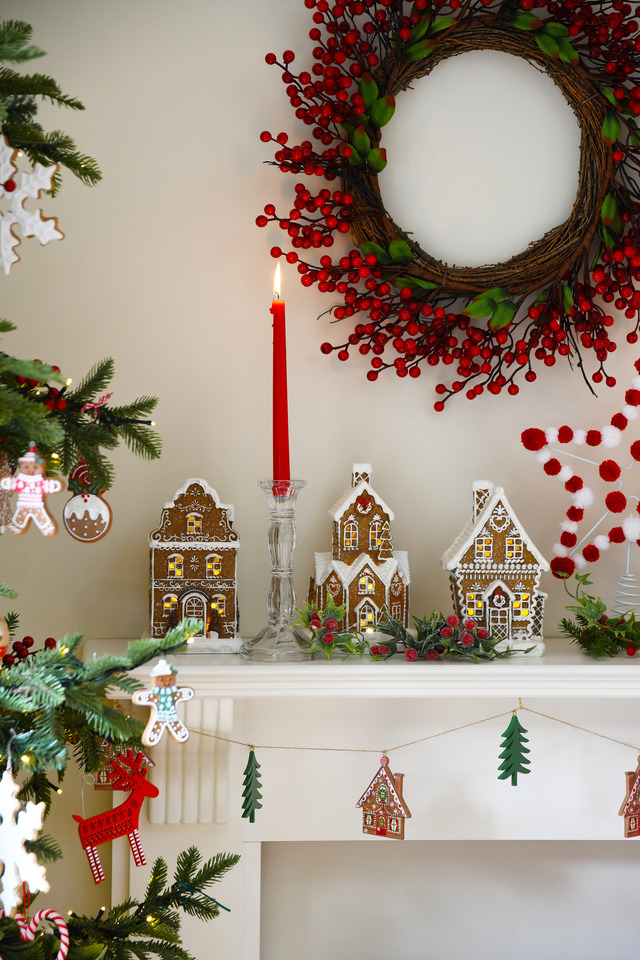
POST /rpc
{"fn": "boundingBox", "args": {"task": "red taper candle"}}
[272,264,290,482]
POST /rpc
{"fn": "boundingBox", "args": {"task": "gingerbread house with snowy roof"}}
[149,479,240,652]
[356,755,411,840]
[619,756,640,837]
[308,464,409,633]
[440,481,548,654]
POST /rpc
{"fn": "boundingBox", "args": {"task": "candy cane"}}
[4,910,70,960]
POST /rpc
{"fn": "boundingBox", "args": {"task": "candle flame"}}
[274,263,281,300]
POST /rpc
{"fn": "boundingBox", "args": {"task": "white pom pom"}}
[535,449,552,464]
[561,520,578,533]
[594,535,610,551]
[622,405,639,421]
[574,554,588,570]
[631,375,640,390]
[600,425,622,448]
[573,430,586,445]
[554,543,569,558]
[623,514,640,542]
[545,427,559,444]
[558,466,573,482]
[573,487,594,509]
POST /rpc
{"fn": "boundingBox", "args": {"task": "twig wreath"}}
[257,0,640,408]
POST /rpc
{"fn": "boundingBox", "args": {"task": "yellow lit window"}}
[163,594,178,612]
[466,592,484,618]
[206,555,222,577]
[359,605,376,631]
[211,595,226,616]
[513,593,530,618]
[475,536,493,560]
[369,521,382,551]
[187,514,202,535]
[168,554,183,577]
[359,574,375,594]
[344,521,358,549]
[506,536,523,560]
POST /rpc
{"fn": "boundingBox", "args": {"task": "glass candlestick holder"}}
[240,479,310,662]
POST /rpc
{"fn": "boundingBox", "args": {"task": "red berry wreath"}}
[258,0,640,408]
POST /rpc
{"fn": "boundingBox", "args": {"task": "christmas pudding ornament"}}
[522,359,640,580]
[132,659,194,747]
[497,713,531,786]
[619,755,640,837]
[258,0,640,407]
[356,755,411,839]
[63,459,112,542]
[0,767,49,913]
[0,442,63,536]
[8,910,70,960]
[72,750,159,884]
[0,135,63,274]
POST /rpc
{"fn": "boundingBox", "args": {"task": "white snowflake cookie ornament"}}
[0,768,49,914]
[0,135,64,275]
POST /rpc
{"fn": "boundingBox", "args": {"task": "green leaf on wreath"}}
[463,287,509,319]
[534,287,551,308]
[359,73,379,109]
[352,125,371,157]
[409,16,431,42]
[359,241,390,264]
[430,17,456,33]
[543,20,569,37]
[367,146,387,173]
[556,37,580,63]
[535,32,560,57]
[630,127,640,147]
[602,224,615,249]
[392,275,438,290]
[562,284,573,311]
[599,86,618,107]
[369,95,395,129]
[489,300,516,330]
[510,13,544,29]
[388,239,412,264]
[601,112,621,145]
[407,38,434,61]
[339,120,356,135]
[601,191,617,226]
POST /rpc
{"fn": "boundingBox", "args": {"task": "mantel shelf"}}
[88,638,640,699]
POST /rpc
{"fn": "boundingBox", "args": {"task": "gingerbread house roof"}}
[315,550,410,589]
[356,757,411,818]
[329,464,395,523]
[619,758,640,817]
[149,478,239,547]
[440,481,549,572]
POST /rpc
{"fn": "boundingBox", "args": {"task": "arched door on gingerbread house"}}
[355,598,379,632]
[181,591,208,636]
[487,585,511,641]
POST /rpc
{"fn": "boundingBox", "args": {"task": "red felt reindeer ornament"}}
[72,750,159,884]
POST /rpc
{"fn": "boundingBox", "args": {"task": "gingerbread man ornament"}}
[132,659,194,747]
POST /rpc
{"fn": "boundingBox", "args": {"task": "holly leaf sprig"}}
[377,611,522,662]
[559,572,640,658]
[294,595,369,660]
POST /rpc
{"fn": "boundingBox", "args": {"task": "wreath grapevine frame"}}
[258,0,640,408]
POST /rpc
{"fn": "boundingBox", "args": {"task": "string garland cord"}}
[521,705,640,753]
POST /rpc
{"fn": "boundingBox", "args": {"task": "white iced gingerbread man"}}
[132,659,194,746]
[0,442,62,536]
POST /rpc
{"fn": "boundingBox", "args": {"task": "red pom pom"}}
[551,556,575,578]
[586,430,602,446]
[625,389,640,406]
[3,179,16,193]
[544,458,561,476]
[567,507,584,522]
[560,532,577,548]
[609,526,626,543]
[631,440,640,461]
[599,459,621,481]
[611,413,628,430]
[583,544,600,562]
[521,428,547,451]
[627,646,638,657]
[565,476,583,493]
[558,426,573,443]
[605,491,627,513]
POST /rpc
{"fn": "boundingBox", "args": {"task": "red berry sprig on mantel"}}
[2,635,57,667]
[258,0,640,407]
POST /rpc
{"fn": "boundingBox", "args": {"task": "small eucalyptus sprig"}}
[378,611,523,662]
[559,572,640,658]
[294,595,369,660]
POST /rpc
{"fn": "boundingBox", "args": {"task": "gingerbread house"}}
[356,755,411,840]
[308,464,409,632]
[440,481,548,654]
[619,756,640,837]
[149,479,240,652]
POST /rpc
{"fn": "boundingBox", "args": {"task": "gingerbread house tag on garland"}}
[356,755,411,840]
[149,479,240,653]
[308,464,409,633]
[619,755,640,837]
[440,482,548,655]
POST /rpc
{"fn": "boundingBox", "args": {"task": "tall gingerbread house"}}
[440,481,548,654]
[149,479,240,652]
[308,464,409,632]
[619,756,640,837]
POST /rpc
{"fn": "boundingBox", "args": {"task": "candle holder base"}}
[240,624,311,662]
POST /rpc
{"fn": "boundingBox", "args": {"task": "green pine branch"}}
[0,20,45,65]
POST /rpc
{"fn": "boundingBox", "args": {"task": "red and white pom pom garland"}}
[522,359,640,578]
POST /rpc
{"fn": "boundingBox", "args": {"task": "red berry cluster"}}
[258,0,640,406]
[14,361,67,409]
[2,635,57,667]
